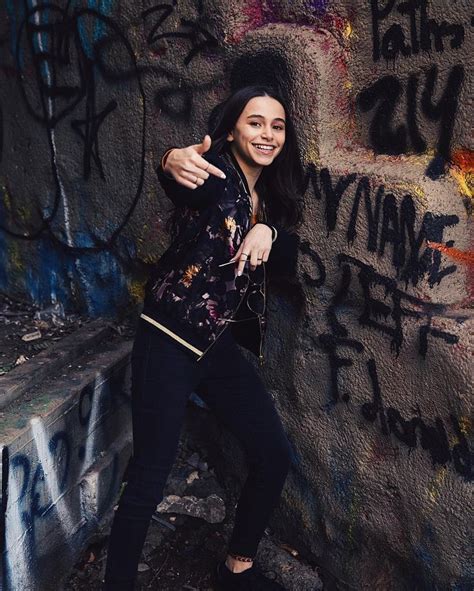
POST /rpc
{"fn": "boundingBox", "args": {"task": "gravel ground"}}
[0,294,79,374]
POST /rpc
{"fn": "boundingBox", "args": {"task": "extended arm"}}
[156,135,228,210]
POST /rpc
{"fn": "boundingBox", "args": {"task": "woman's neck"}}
[229,144,262,194]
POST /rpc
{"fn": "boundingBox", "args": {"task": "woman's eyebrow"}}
[247,114,286,123]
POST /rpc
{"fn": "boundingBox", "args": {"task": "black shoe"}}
[214,559,286,590]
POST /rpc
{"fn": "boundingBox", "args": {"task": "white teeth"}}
[253,144,274,151]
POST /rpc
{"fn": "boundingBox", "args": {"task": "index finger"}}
[196,156,226,179]
[236,254,249,277]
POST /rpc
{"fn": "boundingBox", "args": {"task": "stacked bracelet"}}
[257,222,278,243]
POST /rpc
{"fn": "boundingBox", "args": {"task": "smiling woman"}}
[102,85,305,591]
[221,95,288,269]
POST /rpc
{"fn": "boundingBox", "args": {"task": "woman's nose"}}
[261,126,274,140]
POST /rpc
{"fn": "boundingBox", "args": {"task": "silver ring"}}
[205,162,210,171]
[242,253,249,258]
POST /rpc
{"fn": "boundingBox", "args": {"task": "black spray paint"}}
[370,0,466,62]
[310,167,459,287]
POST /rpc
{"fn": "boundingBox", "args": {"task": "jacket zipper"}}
[197,156,268,366]
[258,200,268,366]
[243,175,267,367]
[237,163,267,367]
[197,163,254,362]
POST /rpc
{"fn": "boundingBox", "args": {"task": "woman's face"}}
[227,95,286,168]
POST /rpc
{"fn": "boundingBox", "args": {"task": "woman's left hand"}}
[229,223,273,276]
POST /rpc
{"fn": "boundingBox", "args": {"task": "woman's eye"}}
[249,121,284,130]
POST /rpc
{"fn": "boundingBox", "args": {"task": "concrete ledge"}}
[0,319,114,410]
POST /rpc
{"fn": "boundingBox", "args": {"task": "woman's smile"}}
[251,143,276,155]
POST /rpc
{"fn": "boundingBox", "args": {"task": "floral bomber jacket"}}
[141,144,299,363]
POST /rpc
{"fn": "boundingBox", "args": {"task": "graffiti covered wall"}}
[1,1,472,589]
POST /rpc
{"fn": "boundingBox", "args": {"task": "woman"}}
[103,84,304,591]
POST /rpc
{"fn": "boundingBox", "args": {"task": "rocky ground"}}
[0,294,76,374]
[64,435,329,591]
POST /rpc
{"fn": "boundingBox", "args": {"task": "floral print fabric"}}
[145,150,255,345]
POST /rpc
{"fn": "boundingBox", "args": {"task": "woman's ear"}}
[226,131,233,142]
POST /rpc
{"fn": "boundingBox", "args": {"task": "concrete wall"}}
[1,1,472,590]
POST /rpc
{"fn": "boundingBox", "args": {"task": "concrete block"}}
[0,340,132,591]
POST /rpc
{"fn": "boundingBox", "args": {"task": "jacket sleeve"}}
[156,148,228,210]
[265,224,300,281]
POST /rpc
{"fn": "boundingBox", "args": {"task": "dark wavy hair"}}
[208,85,304,230]
[166,85,304,236]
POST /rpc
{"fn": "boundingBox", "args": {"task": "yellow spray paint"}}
[458,416,471,436]
[8,241,25,273]
[343,21,353,40]
[426,467,447,504]
[1,182,12,210]
[450,168,473,210]
[128,278,146,303]
[304,144,321,168]
[450,149,473,212]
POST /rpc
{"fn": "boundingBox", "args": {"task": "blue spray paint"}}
[0,231,8,292]
[414,521,435,569]
[25,0,51,85]
[5,0,25,67]
[0,192,12,292]
[329,457,354,508]
[310,0,330,14]
[72,247,128,316]
[77,0,115,60]
[15,230,129,316]
[25,237,71,307]
[0,184,131,316]
[95,0,115,40]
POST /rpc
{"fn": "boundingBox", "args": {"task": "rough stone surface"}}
[1,1,472,590]
[157,493,226,524]
[257,536,324,591]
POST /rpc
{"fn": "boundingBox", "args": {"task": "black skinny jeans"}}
[103,319,292,590]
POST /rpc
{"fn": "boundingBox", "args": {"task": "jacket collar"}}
[223,143,251,197]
